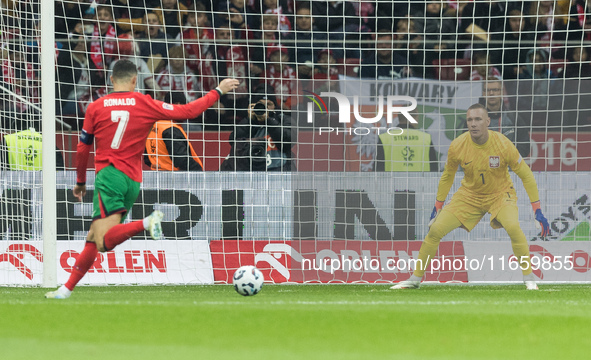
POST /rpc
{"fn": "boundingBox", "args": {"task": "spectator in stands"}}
[249,13,281,81]
[289,2,327,79]
[107,34,161,97]
[137,11,170,73]
[0,42,41,130]
[225,0,260,31]
[549,0,587,52]
[89,5,118,71]
[519,49,556,107]
[312,1,358,59]
[373,2,423,32]
[459,78,531,157]
[262,0,293,33]
[567,0,591,33]
[392,18,425,77]
[223,88,294,171]
[155,46,200,103]
[144,93,204,171]
[471,51,502,81]
[375,110,438,172]
[0,127,65,171]
[443,0,470,16]
[180,2,217,92]
[105,0,157,34]
[312,0,356,34]
[314,49,339,80]
[459,0,515,56]
[359,30,410,79]
[310,49,340,95]
[263,46,297,110]
[564,46,591,78]
[212,23,250,120]
[55,0,91,41]
[527,0,557,46]
[394,17,416,49]
[155,0,189,39]
[413,0,457,78]
[56,30,103,120]
[516,49,559,127]
[490,8,535,80]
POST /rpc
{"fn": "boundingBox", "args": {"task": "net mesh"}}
[0,0,590,285]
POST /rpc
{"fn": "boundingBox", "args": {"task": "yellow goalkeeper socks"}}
[495,207,532,275]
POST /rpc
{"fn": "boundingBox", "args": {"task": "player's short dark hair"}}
[112,59,137,82]
[467,103,488,114]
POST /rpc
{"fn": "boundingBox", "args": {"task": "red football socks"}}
[64,241,98,291]
[103,220,146,251]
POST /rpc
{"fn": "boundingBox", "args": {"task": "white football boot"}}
[390,280,420,289]
[45,285,72,299]
[147,210,164,240]
[524,273,538,290]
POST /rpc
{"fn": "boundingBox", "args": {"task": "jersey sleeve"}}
[76,105,95,184]
[436,141,460,202]
[508,141,540,203]
[80,104,96,135]
[145,90,220,121]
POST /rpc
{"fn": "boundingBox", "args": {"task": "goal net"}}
[1,0,590,287]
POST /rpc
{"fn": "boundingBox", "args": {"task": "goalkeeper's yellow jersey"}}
[436,130,540,202]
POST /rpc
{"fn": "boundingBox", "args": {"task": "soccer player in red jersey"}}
[46,59,239,299]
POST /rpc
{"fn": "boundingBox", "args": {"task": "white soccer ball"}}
[232,265,264,296]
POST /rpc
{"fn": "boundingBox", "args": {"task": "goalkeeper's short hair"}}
[467,103,488,114]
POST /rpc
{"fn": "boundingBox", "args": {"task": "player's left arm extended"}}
[512,160,550,237]
[150,90,221,121]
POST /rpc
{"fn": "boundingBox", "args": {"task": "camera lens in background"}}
[253,102,267,116]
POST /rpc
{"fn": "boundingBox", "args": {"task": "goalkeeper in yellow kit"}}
[392,103,550,290]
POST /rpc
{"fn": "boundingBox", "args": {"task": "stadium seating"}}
[432,58,472,81]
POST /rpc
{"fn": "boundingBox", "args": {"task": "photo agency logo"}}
[305,90,418,135]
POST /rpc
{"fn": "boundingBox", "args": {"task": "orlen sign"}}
[58,241,214,285]
[210,240,467,284]
[1,241,214,285]
[60,249,166,274]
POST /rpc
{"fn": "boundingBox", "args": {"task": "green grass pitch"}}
[1,284,589,360]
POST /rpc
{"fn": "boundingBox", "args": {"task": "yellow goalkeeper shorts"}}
[443,186,518,231]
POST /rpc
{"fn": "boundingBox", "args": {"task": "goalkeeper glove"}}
[428,200,444,228]
[531,201,550,237]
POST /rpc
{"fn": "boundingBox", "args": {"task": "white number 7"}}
[110,110,130,149]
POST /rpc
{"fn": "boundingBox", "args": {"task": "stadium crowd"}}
[1,1,591,151]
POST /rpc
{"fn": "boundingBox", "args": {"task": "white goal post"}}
[41,0,57,288]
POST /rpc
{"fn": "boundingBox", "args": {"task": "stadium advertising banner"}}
[463,242,591,282]
[210,240,294,283]
[527,132,591,171]
[211,239,591,283]
[211,239,467,284]
[0,241,213,285]
[1,172,590,284]
[338,77,478,171]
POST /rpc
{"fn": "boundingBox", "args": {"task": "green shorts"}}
[93,165,140,222]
